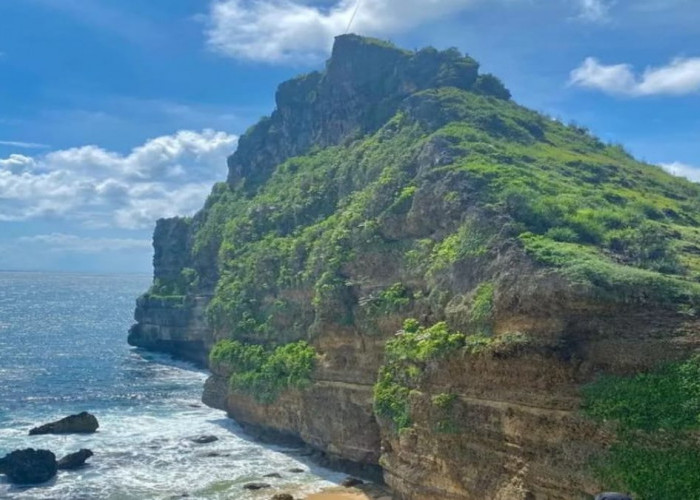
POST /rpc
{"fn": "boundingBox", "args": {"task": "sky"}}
[0,0,698,273]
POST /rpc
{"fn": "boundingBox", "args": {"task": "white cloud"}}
[0,129,237,229]
[660,162,700,182]
[205,0,482,63]
[576,0,611,21]
[0,140,50,149]
[17,233,151,253]
[204,0,620,63]
[570,56,700,96]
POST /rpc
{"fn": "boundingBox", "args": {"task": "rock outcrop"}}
[131,34,700,499]
[29,412,99,435]
[57,449,93,470]
[0,449,57,484]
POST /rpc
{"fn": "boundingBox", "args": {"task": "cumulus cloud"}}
[205,0,481,63]
[661,162,700,183]
[0,129,237,229]
[204,0,618,63]
[570,56,700,96]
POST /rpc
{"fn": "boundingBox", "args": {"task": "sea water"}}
[0,272,344,499]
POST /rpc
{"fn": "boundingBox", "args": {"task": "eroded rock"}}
[0,449,57,484]
[243,482,271,490]
[57,449,93,470]
[29,412,98,435]
[190,435,218,444]
[271,494,294,500]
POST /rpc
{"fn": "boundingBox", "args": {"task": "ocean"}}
[0,272,344,499]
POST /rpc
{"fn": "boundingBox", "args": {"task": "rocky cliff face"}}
[131,34,700,499]
[128,217,215,366]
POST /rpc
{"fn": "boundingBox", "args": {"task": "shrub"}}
[582,356,700,432]
[210,340,316,404]
[472,74,511,100]
[583,356,700,499]
[374,320,466,430]
[470,282,495,332]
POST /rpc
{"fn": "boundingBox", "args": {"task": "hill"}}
[129,34,700,500]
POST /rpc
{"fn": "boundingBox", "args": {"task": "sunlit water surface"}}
[0,272,344,499]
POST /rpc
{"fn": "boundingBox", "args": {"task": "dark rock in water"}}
[595,494,632,500]
[341,477,364,487]
[288,467,305,473]
[190,435,218,444]
[271,494,294,500]
[263,472,282,478]
[243,482,271,490]
[201,451,229,458]
[57,449,93,470]
[0,449,57,484]
[29,412,99,435]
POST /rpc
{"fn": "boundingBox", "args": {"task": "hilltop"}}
[129,35,700,500]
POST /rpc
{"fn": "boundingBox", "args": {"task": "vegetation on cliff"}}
[374,319,530,430]
[134,34,700,498]
[582,357,700,499]
[210,339,316,404]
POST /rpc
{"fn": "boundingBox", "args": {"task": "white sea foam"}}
[0,358,345,499]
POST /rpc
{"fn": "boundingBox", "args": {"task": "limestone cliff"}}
[131,34,700,499]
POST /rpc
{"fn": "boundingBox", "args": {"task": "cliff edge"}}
[130,34,700,499]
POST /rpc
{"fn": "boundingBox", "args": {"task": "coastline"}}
[306,484,392,500]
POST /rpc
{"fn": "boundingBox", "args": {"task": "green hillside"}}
[145,35,700,499]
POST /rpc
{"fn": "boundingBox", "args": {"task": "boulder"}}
[29,412,99,435]
[190,435,218,444]
[263,472,282,478]
[243,482,271,490]
[0,449,57,484]
[341,477,364,487]
[288,467,305,473]
[271,494,294,500]
[57,449,93,470]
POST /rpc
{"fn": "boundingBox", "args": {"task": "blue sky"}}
[0,0,698,272]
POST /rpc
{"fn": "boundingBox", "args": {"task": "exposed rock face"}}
[29,412,99,435]
[204,333,385,472]
[227,34,479,192]
[57,449,93,470]
[131,34,700,500]
[128,217,217,366]
[0,449,57,484]
[129,293,212,366]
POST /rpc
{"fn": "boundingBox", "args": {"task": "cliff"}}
[130,35,700,499]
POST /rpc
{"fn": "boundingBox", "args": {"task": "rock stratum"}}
[130,35,700,499]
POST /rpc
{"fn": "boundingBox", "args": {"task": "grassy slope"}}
[191,88,700,341]
[168,61,700,499]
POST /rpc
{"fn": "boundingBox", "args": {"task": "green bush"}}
[470,282,495,333]
[595,444,700,500]
[582,356,700,432]
[210,340,316,404]
[583,356,700,499]
[373,320,466,431]
[432,392,457,410]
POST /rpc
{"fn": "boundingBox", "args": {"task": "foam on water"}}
[0,273,345,499]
